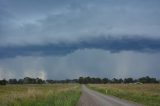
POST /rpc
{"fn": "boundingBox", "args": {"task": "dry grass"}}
[88,84,160,106]
[0,84,81,106]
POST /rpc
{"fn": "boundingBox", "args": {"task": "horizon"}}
[0,0,160,80]
[1,75,160,81]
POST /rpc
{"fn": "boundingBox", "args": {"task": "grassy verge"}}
[87,84,160,106]
[0,84,81,106]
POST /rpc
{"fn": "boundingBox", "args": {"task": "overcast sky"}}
[0,0,160,80]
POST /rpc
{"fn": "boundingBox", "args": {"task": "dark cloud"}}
[0,0,160,79]
[0,0,160,46]
[0,36,160,58]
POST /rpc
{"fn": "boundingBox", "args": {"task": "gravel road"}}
[78,85,142,106]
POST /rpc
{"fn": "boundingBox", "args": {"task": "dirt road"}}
[78,85,142,106]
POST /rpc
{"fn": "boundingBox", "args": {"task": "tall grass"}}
[0,84,81,106]
[88,84,160,106]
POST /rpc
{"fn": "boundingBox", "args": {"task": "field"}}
[0,84,81,106]
[88,84,160,106]
[1,83,160,106]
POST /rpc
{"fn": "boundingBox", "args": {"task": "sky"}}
[0,0,160,80]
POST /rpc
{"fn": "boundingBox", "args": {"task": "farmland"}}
[88,84,160,106]
[0,84,81,106]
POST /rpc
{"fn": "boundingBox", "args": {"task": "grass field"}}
[0,84,81,106]
[88,84,160,106]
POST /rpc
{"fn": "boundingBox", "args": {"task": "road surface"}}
[78,85,142,106]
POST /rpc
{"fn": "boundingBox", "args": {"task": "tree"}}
[118,78,123,83]
[112,78,119,83]
[79,77,85,84]
[124,78,134,83]
[36,78,43,84]
[138,76,158,83]
[9,79,18,84]
[0,79,7,85]
[23,77,36,84]
[18,79,24,84]
[102,78,109,84]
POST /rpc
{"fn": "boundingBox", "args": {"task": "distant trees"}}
[79,77,85,84]
[9,79,18,84]
[102,78,110,84]
[0,76,159,85]
[124,78,134,83]
[138,76,158,83]
[5,77,45,85]
[46,79,78,84]
[78,76,159,84]
[0,79,7,85]
[23,77,45,84]
[18,79,24,84]
[79,77,104,84]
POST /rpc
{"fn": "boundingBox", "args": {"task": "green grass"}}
[88,84,160,106]
[0,84,81,106]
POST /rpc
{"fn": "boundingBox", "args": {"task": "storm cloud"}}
[0,0,160,46]
[0,36,160,58]
[0,0,160,79]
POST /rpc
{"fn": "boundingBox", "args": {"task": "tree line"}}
[78,76,159,84]
[0,76,159,85]
[0,77,45,85]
